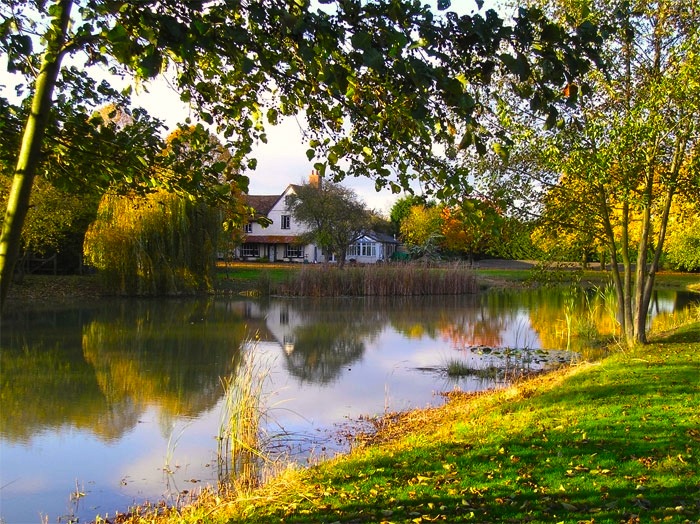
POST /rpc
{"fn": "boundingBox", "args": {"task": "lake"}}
[0,287,695,523]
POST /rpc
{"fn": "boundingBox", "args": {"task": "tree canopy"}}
[0,0,605,309]
[468,0,700,343]
[288,180,370,268]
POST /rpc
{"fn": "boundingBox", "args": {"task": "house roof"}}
[244,194,280,215]
[245,184,302,216]
[364,231,399,244]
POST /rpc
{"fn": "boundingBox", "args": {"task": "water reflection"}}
[0,288,695,524]
[1,300,246,444]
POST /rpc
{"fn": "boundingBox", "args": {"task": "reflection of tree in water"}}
[0,339,135,442]
[82,299,247,436]
[384,295,513,349]
[284,326,366,384]
[280,294,527,385]
[0,298,251,442]
[280,298,383,385]
[526,288,619,351]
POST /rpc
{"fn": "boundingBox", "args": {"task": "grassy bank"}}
[115,321,700,524]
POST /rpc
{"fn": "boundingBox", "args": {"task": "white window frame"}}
[241,243,259,257]
[285,244,303,258]
[281,215,291,229]
[361,241,377,257]
[244,223,253,233]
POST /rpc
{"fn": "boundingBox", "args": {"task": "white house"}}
[235,174,398,263]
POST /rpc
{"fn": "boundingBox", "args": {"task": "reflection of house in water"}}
[236,299,368,385]
[261,301,304,355]
[229,300,300,354]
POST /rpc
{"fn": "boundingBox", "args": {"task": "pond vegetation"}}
[272,263,478,297]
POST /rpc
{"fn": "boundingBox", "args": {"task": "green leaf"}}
[411,104,428,120]
[351,31,372,51]
[499,52,530,81]
[107,24,128,42]
[266,108,279,125]
[543,107,558,130]
[138,48,163,78]
[10,34,33,57]
[306,148,315,160]
[458,131,473,150]
[492,142,510,161]
[437,0,451,10]
[363,48,384,70]
[211,161,227,173]
[242,56,255,74]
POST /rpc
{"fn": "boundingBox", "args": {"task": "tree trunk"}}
[337,247,347,269]
[621,201,636,341]
[598,185,626,340]
[632,125,687,343]
[0,0,73,312]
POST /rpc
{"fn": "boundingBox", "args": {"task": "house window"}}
[350,241,376,257]
[281,215,291,229]
[244,223,253,233]
[286,245,303,258]
[361,241,377,257]
[241,243,259,257]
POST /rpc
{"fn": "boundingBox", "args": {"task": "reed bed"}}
[275,263,478,297]
[217,339,271,493]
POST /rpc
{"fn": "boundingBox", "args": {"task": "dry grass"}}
[277,263,478,296]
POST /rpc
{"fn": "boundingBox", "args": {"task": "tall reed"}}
[276,263,478,297]
[217,338,270,493]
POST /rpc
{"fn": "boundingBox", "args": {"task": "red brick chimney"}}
[309,169,321,188]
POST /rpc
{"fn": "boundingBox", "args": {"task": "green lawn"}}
[132,322,699,524]
[215,261,297,294]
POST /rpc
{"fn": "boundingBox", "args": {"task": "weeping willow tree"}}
[83,124,246,295]
[84,190,220,295]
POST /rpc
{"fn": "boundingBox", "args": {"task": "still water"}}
[0,288,695,523]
